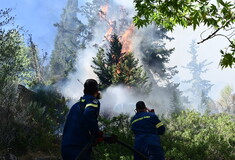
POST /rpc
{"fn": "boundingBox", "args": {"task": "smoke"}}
[57,0,177,116]
[100,85,137,116]
[113,0,134,9]
[58,47,98,100]
[100,85,170,116]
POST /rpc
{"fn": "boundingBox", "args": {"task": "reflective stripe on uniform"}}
[85,103,98,108]
[131,116,150,124]
[156,122,164,128]
[80,99,85,102]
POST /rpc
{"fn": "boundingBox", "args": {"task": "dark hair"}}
[83,79,99,95]
[136,101,146,110]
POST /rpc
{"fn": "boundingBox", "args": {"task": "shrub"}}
[161,110,235,160]
[0,85,69,157]
[93,114,134,160]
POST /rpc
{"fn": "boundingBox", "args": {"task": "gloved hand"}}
[146,107,155,113]
[103,134,118,144]
[96,130,104,143]
[92,130,104,146]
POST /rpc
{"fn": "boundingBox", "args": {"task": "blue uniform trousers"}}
[61,145,91,160]
[134,144,164,160]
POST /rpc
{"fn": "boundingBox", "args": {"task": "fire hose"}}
[75,135,148,160]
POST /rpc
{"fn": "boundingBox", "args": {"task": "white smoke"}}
[99,85,170,116]
[57,0,175,115]
[100,85,137,116]
[58,15,110,101]
[113,0,134,9]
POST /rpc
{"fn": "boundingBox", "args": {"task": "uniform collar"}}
[83,94,96,99]
[136,111,148,116]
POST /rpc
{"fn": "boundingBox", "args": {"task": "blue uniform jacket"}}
[62,94,100,147]
[131,112,165,152]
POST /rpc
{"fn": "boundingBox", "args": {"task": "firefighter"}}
[61,79,103,160]
[131,101,165,160]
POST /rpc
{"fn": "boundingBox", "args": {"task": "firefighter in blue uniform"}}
[61,79,103,160]
[131,101,165,160]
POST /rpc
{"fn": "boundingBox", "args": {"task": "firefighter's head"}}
[84,79,101,99]
[136,101,147,112]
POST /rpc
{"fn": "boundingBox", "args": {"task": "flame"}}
[120,24,135,53]
[104,27,113,41]
[100,4,135,53]
[99,5,109,19]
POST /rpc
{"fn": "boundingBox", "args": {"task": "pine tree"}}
[140,27,177,85]
[138,26,186,114]
[78,0,110,27]
[92,48,113,89]
[183,40,213,113]
[92,34,149,92]
[49,0,92,82]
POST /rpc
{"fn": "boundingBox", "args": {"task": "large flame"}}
[120,24,134,53]
[100,4,135,53]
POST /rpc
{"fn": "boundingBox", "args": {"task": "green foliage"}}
[0,9,45,89]
[133,0,235,68]
[0,85,69,156]
[93,114,134,160]
[140,26,177,83]
[0,23,29,86]
[92,48,113,89]
[134,0,235,30]
[216,84,235,114]
[94,111,235,160]
[49,0,92,82]
[92,34,150,93]
[33,87,69,133]
[220,41,235,68]
[162,110,235,159]
[0,7,68,158]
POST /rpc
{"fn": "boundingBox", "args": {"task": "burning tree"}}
[83,0,185,113]
[92,34,150,93]
[50,0,185,114]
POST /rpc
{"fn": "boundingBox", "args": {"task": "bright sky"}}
[167,26,235,100]
[1,0,234,101]
[1,0,67,54]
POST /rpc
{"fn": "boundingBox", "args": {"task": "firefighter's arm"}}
[156,121,165,135]
[152,114,165,135]
[83,101,100,135]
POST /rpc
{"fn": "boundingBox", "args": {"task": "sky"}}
[1,0,235,101]
[167,26,235,100]
[1,0,67,54]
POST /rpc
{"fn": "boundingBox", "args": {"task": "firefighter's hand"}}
[92,131,104,146]
[103,134,118,144]
[146,107,155,113]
